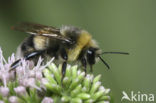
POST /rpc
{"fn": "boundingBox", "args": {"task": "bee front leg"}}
[10,59,21,70]
[81,57,87,75]
[10,51,43,70]
[60,48,68,80]
[62,61,67,80]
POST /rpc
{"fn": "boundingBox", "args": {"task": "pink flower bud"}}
[0,87,9,97]
[14,86,26,96]
[0,101,4,103]
[20,78,36,87]
[9,96,18,103]
[0,72,10,87]
[42,97,53,103]
[36,71,43,80]
[29,70,35,78]
[28,60,34,69]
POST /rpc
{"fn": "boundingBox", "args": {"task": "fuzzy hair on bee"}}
[10,22,129,78]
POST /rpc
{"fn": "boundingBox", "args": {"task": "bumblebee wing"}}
[12,22,72,43]
[12,22,60,34]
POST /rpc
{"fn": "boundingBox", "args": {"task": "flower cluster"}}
[0,48,111,103]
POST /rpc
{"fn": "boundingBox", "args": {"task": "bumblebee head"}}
[86,47,129,70]
[84,47,102,71]
[86,38,129,70]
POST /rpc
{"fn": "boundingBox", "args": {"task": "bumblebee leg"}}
[60,48,68,61]
[10,59,21,70]
[62,61,67,80]
[10,51,43,70]
[24,51,43,60]
[60,48,68,80]
[81,57,87,74]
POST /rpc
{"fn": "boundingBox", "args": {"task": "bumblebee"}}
[11,22,129,77]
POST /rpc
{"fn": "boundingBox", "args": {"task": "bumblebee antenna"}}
[101,52,129,55]
[98,55,110,69]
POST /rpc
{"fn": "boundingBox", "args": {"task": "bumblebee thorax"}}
[67,30,92,61]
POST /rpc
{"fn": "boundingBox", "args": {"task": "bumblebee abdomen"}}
[33,36,50,50]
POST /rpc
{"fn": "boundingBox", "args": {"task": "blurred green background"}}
[0,0,156,103]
